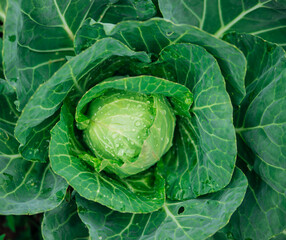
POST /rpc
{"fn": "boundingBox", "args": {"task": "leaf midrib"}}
[214,0,272,38]
[53,0,74,41]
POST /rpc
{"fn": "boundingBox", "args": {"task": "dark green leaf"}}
[220,33,286,240]
[3,0,76,110]
[76,168,247,240]
[220,164,286,240]
[41,196,89,240]
[18,113,60,163]
[158,0,286,49]
[224,33,286,194]
[0,80,68,215]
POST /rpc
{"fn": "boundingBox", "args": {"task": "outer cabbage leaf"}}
[74,18,246,107]
[224,33,286,194]
[75,168,247,240]
[17,113,60,163]
[144,43,236,200]
[158,0,286,49]
[3,0,77,162]
[228,166,286,240]
[41,195,89,240]
[4,0,75,110]
[214,33,286,240]
[0,79,68,215]
[14,38,150,162]
[210,160,286,240]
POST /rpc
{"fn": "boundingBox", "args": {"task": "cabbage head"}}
[81,89,176,178]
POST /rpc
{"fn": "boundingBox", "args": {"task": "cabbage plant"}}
[0,0,285,239]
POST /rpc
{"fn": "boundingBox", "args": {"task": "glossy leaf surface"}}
[0,79,68,215]
[225,33,286,194]
[75,168,247,240]
[158,0,286,48]
[42,196,89,240]
[218,33,286,240]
